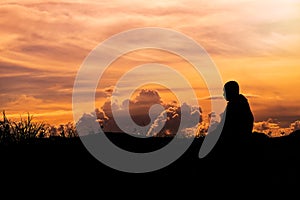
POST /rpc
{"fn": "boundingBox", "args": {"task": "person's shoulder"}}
[239,94,248,102]
[239,93,247,98]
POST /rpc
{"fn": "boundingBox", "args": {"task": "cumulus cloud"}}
[76,112,102,136]
[290,120,300,132]
[207,111,220,132]
[254,118,280,132]
[130,89,163,126]
[253,118,300,137]
[143,102,202,137]
[253,118,280,137]
[93,89,202,137]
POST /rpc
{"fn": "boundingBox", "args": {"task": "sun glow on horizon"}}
[1,0,300,136]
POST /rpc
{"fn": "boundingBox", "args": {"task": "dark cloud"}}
[130,89,162,126]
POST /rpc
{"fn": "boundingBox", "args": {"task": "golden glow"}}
[96,49,211,104]
[1,0,300,134]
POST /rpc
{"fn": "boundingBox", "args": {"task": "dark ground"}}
[1,131,300,190]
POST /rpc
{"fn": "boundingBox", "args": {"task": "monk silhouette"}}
[210,81,254,158]
[220,80,254,140]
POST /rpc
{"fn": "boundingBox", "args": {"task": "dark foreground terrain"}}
[1,131,300,188]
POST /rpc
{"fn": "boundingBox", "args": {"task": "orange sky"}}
[1,0,300,136]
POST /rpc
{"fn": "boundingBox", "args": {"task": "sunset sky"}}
[1,0,300,137]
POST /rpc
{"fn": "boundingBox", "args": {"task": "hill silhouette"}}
[1,130,300,186]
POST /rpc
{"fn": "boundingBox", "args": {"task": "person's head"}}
[223,80,239,101]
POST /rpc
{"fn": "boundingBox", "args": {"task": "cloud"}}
[0,60,78,109]
[146,102,201,137]
[290,120,300,132]
[244,94,261,99]
[207,111,220,130]
[198,93,261,101]
[93,89,202,136]
[0,3,91,69]
[253,118,299,137]
[198,95,224,101]
[0,61,44,77]
[76,112,102,136]
[103,86,115,96]
[251,101,300,128]
[0,67,77,110]
[1,0,300,127]
[95,89,164,133]
[1,94,71,115]
[254,118,280,131]
[2,0,298,70]
[130,89,163,126]
[5,94,43,107]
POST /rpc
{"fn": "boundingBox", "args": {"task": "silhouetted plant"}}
[56,122,78,138]
[9,112,45,143]
[0,110,15,144]
[65,122,78,138]
[0,111,79,144]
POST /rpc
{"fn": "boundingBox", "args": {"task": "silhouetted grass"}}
[0,110,78,145]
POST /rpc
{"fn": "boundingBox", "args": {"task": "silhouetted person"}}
[221,80,254,140]
[211,81,254,158]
